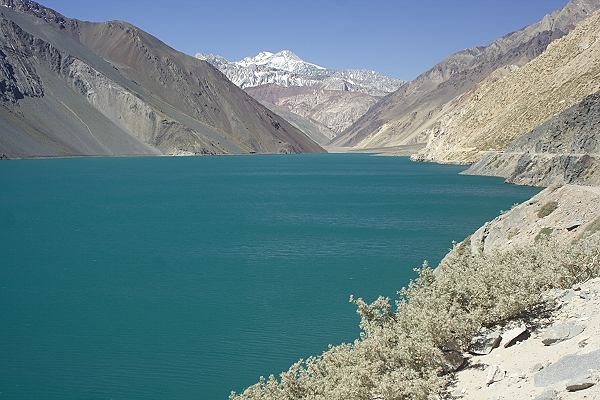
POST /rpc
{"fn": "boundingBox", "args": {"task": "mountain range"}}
[410,9,599,166]
[196,50,405,96]
[197,50,407,140]
[0,0,324,158]
[2,0,599,178]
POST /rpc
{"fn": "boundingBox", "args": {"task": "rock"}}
[566,220,584,231]
[535,350,600,387]
[562,289,578,301]
[566,371,598,391]
[443,350,466,372]
[486,365,506,385]
[469,331,502,355]
[440,340,465,372]
[441,340,461,352]
[541,322,584,346]
[501,325,529,348]
[533,389,559,400]
[579,291,591,299]
[578,336,590,348]
[451,388,468,397]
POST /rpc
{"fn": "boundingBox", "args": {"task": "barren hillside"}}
[410,11,599,165]
[331,0,600,150]
[0,0,324,158]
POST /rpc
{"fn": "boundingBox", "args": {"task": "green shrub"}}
[537,201,558,218]
[231,232,600,400]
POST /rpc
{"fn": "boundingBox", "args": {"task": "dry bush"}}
[537,200,559,218]
[231,232,600,400]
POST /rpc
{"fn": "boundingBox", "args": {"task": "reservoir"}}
[0,154,540,399]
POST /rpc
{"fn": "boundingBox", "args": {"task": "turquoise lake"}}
[0,154,541,399]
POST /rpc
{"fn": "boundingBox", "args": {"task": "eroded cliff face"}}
[0,21,44,102]
[0,0,324,158]
[0,8,164,157]
[65,60,229,155]
[462,92,600,187]
[332,0,600,149]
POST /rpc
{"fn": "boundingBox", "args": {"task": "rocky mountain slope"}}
[0,1,324,158]
[332,0,600,150]
[410,10,599,165]
[462,92,600,187]
[467,184,599,256]
[197,50,406,138]
[256,99,333,145]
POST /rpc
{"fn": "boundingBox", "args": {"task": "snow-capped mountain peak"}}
[195,50,406,95]
[235,50,326,74]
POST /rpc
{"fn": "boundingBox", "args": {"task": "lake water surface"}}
[0,154,541,399]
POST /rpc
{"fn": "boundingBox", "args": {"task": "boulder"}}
[541,322,584,346]
[469,331,502,355]
[501,325,529,348]
[535,350,600,387]
[530,362,545,373]
[566,220,584,231]
[442,350,466,372]
[441,340,462,352]
[562,289,578,301]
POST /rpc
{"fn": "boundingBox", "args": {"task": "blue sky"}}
[40,0,570,80]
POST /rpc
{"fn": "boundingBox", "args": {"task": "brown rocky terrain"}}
[0,0,324,158]
[331,0,600,150]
